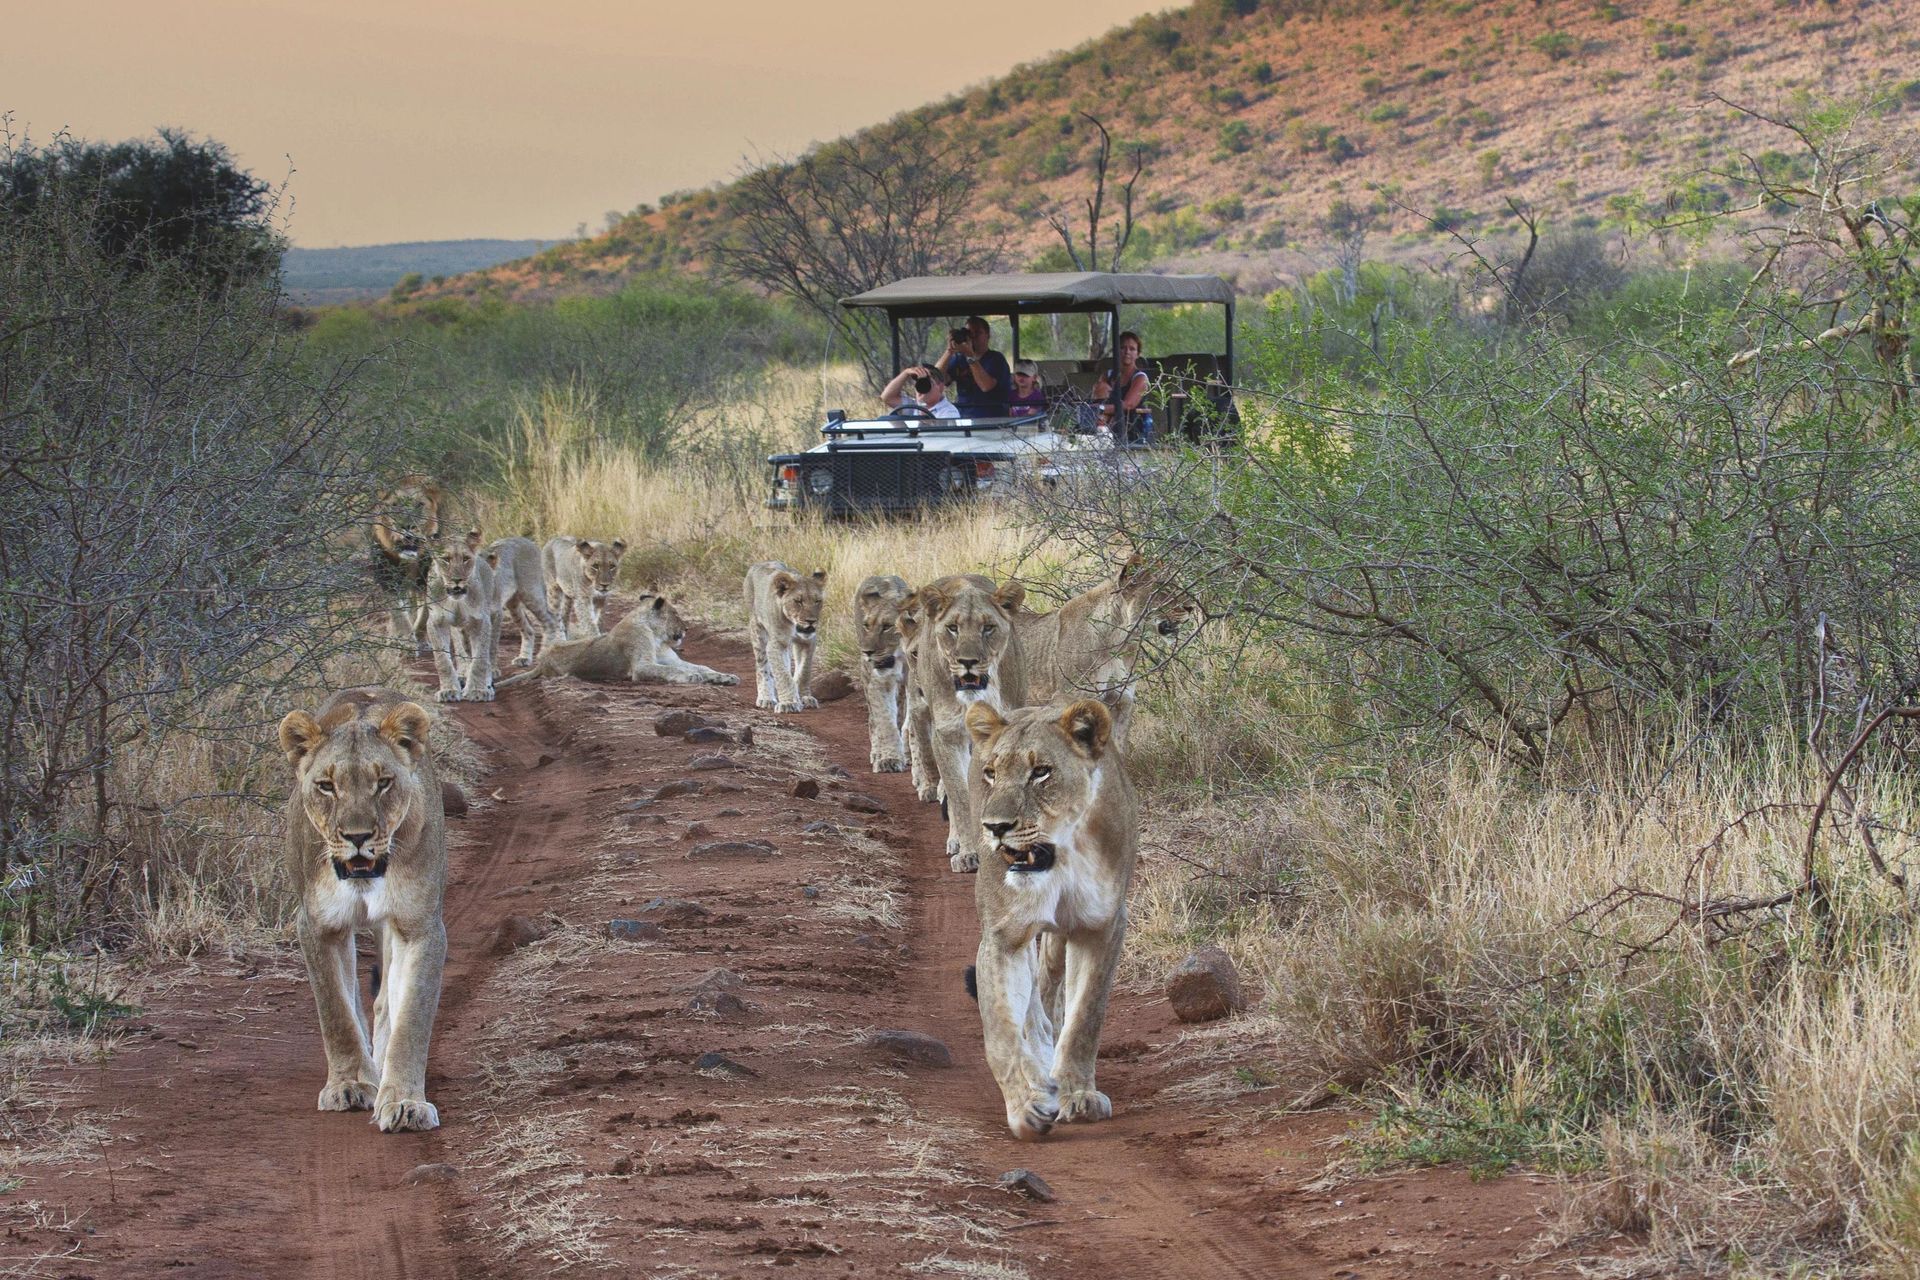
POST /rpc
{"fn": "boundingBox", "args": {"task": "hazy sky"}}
[5,1,1172,247]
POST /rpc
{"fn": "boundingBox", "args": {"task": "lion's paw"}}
[318,1079,377,1112]
[801,696,820,710]
[462,686,495,703]
[513,657,533,668]
[776,701,804,713]
[1007,1091,1060,1143]
[374,1095,440,1133]
[436,688,460,704]
[709,673,740,686]
[949,848,979,874]
[755,696,776,710]
[873,756,907,774]
[413,642,432,659]
[1057,1087,1112,1124]
[915,781,940,803]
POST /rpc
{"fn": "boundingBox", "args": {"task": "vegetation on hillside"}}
[420,0,1920,301]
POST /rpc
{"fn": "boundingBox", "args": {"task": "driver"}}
[881,364,961,419]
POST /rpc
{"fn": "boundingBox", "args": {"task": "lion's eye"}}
[982,767,996,782]
[314,779,335,795]
[1030,766,1052,783]
[375,776,394,794]
[947,624,959,636]
[981,624,996,637]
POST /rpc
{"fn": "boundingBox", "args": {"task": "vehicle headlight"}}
[806,469,833,496]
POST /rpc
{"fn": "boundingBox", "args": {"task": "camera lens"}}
[914,375,933,394]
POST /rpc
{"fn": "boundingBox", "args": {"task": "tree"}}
[0,127,279,286]
[716,120,1000,388]
[1045,114,1145,359]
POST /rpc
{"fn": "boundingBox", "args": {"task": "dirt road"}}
[9,626,1578,1278]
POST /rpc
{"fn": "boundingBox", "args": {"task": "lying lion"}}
[496,593,735,689]
[279,687,446,1132]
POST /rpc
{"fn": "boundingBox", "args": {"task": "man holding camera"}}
[934,315,1011,417]
[881,363,961,418]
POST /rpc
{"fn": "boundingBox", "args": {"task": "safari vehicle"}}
[766,271,1237,515]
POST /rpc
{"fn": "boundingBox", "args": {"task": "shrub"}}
[1204,194,1247,222]
[1366,102,1409,123]
[1359,74,1385,97]
[1218,120,1255,154]
[1530,31,1578,61]
[0,139,394,946]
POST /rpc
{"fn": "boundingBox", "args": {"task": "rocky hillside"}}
[428,0,1918,301]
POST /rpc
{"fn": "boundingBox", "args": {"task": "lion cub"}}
[543,536,627,639]
[497,594,737,689]
[279,688,447,1132]
[964,698,1138,1142]
[853,575,911,771]
[426,530,499,702]
[744,561,826,713]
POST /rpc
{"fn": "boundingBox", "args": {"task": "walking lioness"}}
[853,574,911,772]
[964,698,1138,1142]
[279,688,447,1132]
[745,561,826,713]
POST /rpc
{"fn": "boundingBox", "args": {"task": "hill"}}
[423,0,1919,301]
[282,238,555,303]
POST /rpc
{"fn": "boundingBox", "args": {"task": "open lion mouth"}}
[446,585,467,597]
[332,853,389,881]
[999,842,1057,874]
[873,655,896,671]
[953,672,988,692]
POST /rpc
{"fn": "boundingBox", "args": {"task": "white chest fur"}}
[310,875,393,933]
[999,769,1120,933]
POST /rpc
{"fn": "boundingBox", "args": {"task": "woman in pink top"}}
[1093,331,1151,442]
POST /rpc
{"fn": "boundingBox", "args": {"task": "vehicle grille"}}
[802,450,962,514]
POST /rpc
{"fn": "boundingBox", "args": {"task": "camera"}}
[949,327,970,348]
[913,373,933,394]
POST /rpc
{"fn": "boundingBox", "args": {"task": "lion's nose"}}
[983,821,1014,841]
[342,830,375,851]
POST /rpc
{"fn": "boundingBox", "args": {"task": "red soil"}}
[9,625,1596,1278]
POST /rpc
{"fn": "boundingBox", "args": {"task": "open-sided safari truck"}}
[766,271,1237,515]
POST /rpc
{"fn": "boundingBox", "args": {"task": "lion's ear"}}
[1058,700,1113,759]
[993,579,1027,613]
[965,702,1006,748]
[771,571,798,597]
[1117,553,1145,589]
[811,569,827,583]
[379,702,432,762]
[278,710,326,767]
[915,586,946,618]
[575,540,594,558]
[465,528,482,551]
[651,596,667,613]
[610,538,628,554]
[485,549,500,569]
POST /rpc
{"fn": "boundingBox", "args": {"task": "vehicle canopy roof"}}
[841,271,1235,318]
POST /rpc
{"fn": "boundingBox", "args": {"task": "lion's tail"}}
[494,668,540,691]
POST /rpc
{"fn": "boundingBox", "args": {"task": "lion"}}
[899,576,990,805]
[963,698,1138,1142]
[744,561,826,713]
[369,475,443,656]
[425,529,499,702]
[853,575,911,772]
[910,574,1028,872]
[497,593,736,689]
[278,687,447,1133]
[483,535,561,668]
[542,536,627,639]
[1018,556,1197,747]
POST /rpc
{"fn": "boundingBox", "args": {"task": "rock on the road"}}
[440,781,468,817]
[606,918,666,942]
[489,915,550,956]
[401,1163,460,1187]
[655,709,720,736]
[687,840,776,861]
[811,670,858,702]
[639,897,709,924]
[867,1030,954,1068]
[1166,946,1246,1023]
[998,1169,1057,1202]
